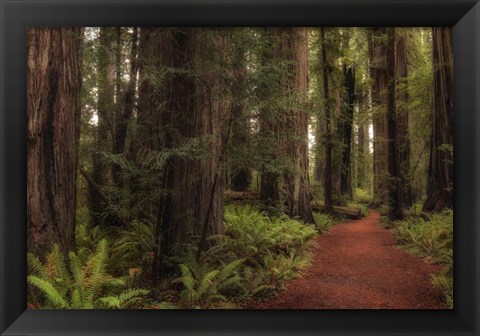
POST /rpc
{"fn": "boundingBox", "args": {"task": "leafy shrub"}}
[392,209,453,307]
[346,201,369,217]
[431,265,453,309]
[222,205,316,265]
[312,213,336,232]
[214,206,316,298]
[28,239,149,309]
[108,219,156,283]
[393,210,453,263]
[172,258,244,308]
[353,188,373,204]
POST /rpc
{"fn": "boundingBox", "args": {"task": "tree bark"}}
[386,28,403,220]
[370,28,389,207]
[339,63,355,200]
[283,27,315,223]
[321,27,334,214]
[423,27,453,213]
[27,27,82,256]
[395,30,413,207]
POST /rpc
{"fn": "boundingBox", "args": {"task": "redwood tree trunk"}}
[370,28,389,207]
[395,30,413,207]
[423,27,453,213]
[339,63,355,200]
[386,28,403,220]
[283,27,315,223]
[321,27,334,214]
[27,27,82,256]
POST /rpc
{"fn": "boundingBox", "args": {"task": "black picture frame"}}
[1,0,479,335]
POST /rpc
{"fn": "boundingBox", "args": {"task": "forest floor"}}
[247,210,446,309]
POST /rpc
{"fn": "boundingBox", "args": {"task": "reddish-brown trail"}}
[249,210,446,309]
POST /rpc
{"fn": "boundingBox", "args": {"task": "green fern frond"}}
[27,275,69,308]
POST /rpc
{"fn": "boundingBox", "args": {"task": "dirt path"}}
[249,211,445,309]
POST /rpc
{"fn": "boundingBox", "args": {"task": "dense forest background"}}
[26,27,453,309]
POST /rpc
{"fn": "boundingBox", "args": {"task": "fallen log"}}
[311,202,362,219]
[224,192,362,219]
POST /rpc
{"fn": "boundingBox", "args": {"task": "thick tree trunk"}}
[423,27,453,213]
[137,27,176,284]
[321,27,334,214]
[193,30,229,241]
[283,27,315,223]
[386,28,403,220]
[395,30,413,207]
[370,28,389,207]
[27,28,82,256]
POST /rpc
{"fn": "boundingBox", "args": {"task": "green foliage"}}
[431,265,453,309]
[392,209,453,307]
[28,239,149,309]
[222,205,316,263]
[346,201,369,217]
[312,212,336,232]
[172,259,244,308]
[108,219,156,283]
[219,205,315,297]
[353,188,373,205]
[393,210,452,263]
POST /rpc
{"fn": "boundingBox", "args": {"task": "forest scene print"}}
[27,27,453,309]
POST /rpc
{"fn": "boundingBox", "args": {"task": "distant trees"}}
[27,27,82,256]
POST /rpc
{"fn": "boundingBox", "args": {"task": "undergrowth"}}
[392,209,453,308]
[28,205,318,309]
[27,239,149,309]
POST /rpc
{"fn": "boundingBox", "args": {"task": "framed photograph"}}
[1,0,479,335]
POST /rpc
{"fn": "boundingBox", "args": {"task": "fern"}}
[27,275,69,308]
[99,288,150,309]
[27,240,149,309]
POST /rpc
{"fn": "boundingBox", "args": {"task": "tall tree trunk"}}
[283,27,315,223]
[386,28,403,220]
[137,27,175,284]
[370,28,389,207]
[423,27,453,212]
[339,63,355,200]
[259,28,282,209]
[27,28,82,256]
[89,27,116,227]
[395,30,413,207]
[321,27,334,214]
[193,29,229,243]
[113,27,139,186]
[230,34,252,192]
[356,87,368,189]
